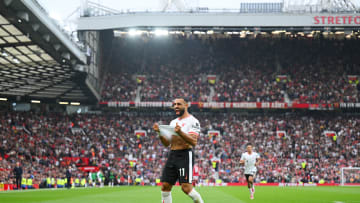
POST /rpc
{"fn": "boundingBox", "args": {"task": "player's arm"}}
[240,154,245,165]
[159,135,170,147]
[255,154,261,166]
[153,123,170,147]
[175,122,199,146]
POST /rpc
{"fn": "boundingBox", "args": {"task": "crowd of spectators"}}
[0,111,359,186]
[100,38,360,103]
[101,72,137,101]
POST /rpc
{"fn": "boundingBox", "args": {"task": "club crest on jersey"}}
[192,122,200,130]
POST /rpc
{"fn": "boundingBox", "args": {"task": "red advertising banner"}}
[77,166,100,172]
[324,131,337,137]
[62,157,89,166]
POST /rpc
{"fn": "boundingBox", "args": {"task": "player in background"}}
[91,171,97,187]
[240,143,260,200]
[97,170,104,187]
[109,170,115,187]
[153,98,204,203]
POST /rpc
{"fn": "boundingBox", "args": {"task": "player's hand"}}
[175,123,182,134]
[153,123,160,133]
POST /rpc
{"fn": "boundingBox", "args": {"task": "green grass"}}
[0,186,359,203]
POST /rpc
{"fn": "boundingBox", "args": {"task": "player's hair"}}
[174,97,188,104]
[246,143,252,147]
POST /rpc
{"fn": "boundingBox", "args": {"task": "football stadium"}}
[0,0,360,202]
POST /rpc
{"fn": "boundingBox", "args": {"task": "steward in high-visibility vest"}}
[64,178,68,188]
[47,177,52,188]
[301,162,307,170]
[51,178,55,187]
[81,178,86,187]
[135,178,141,185]
[57,178,64,188]
[75,178,80,187]
[216,179,222,184]
[27,178,33,189]
[212,161,217,169]
[21,177,27,189]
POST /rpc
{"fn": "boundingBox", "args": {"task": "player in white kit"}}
[240,143,260,200]
[153,98,204,203]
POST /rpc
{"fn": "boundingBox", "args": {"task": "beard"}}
[175,108,185,117]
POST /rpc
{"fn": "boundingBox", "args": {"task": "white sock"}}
[188,189,204,203]
[161,191,172,203]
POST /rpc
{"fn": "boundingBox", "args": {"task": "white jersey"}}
[241,152,260,175]
[169,115,200,136]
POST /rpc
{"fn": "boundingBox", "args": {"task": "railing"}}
[80,4,360,18]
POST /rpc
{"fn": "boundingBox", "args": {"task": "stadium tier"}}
[0,111,359,188]
[101,38,360,103]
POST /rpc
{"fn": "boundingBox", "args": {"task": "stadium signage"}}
[314,16,360,25]
[78,166,99,172]
[106,101,130,107]
[101,101,360,109]
[340,103,360,108]
[279,183,317,187]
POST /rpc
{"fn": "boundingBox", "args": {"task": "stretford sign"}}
[78,13,360,31]
[314,15,360,25]
[99,101,360,109]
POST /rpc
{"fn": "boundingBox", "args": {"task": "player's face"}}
[173,99,187,116]
[246,145,252,153]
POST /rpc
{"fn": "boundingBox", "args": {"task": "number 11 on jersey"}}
[179,168,185,176]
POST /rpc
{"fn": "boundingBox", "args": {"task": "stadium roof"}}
[77,0,360,32]
[0,0,96,104]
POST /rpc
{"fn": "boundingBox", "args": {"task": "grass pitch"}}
[0,186,359,203]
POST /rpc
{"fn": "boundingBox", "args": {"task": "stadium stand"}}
[0,111,359,186]
[100,38,360,103]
